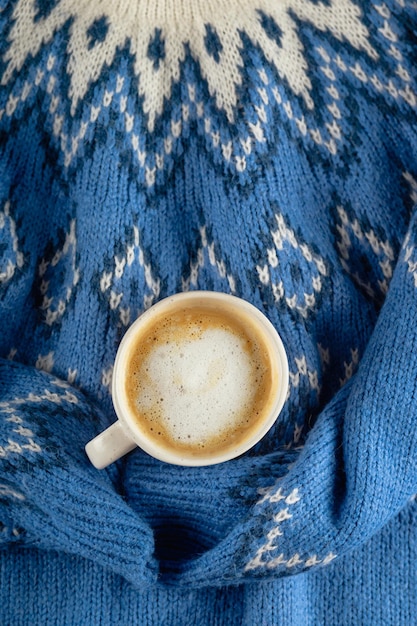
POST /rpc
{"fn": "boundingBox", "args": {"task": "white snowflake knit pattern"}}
[3,0,375,130]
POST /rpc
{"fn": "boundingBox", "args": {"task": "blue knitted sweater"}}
[1,0,417,623]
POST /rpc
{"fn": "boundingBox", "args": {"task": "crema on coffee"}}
[124,304,277,457]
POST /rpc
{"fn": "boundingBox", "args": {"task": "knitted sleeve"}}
[0,162,156,587]
[179,217,417,584]
[0,360,157,585]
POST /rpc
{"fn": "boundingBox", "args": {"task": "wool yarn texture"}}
[1,0,417,624]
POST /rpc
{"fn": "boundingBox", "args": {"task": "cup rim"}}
[112,291,289,466]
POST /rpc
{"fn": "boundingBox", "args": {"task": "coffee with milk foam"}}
[125,304,277,457]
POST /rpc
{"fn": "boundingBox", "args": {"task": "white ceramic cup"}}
[85,291,288,468]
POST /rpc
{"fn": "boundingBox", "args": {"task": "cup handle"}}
[85,421,137,469]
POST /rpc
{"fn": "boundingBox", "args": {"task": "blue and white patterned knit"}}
[1,0,417,623]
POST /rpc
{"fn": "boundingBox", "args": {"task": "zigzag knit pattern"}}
[1,0,417,623]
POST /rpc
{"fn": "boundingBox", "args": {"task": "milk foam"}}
[132,328,259,446]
